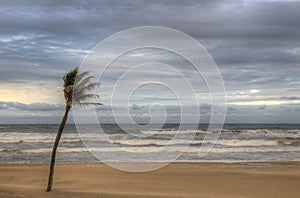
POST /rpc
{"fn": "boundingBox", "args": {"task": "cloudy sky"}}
[0,0,300,124]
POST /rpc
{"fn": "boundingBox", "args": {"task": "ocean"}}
[0,124,300,163]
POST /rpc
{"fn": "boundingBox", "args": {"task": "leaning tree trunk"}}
[47,105,71,191]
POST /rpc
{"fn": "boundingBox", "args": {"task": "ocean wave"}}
[1,129,300,147]
[2,145,300,154]
[112,139,300,147]
[1,148,23,153]
[0,139,82,144]
[216,139,279,146]
[1,134,299,148]
[276,139,300,146]
[140,129,207,135]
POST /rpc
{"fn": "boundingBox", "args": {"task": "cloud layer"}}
[0,0,299,123]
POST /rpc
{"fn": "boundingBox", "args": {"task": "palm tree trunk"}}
[47,105,71,191]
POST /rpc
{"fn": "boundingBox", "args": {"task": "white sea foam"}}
[216,139,279,146]
[1,125,300,163]
[6,146,299,154]
[1,131,299,147]
[140,130,207,135]
[112,139,287,147]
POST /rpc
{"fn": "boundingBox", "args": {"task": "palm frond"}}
[62,67,102,106]
[75,71,90,83]
[74,82,100,94]
[63,67,78,88]
[74,93,100,102]
[75,76,94,88]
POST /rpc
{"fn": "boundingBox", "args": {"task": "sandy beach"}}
[0,162,299,198]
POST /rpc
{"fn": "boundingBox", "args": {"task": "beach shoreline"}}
[0,161,300,197]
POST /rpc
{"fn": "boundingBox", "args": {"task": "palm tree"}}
[47,67,101,191]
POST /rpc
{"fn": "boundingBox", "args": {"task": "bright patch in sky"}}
[0,83,62,104]
[228,100,300,106]
[250,89,261,94]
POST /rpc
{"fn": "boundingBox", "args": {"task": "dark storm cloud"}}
[0,0,298,92]
[280,96,300,100]
[0,101,63,111]
[131,104,141,110]
[0,0,299,80]
[257,105,266,111]
[0,0,299,123]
